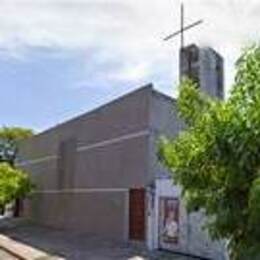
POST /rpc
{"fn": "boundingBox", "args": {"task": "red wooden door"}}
[129,188,145,241]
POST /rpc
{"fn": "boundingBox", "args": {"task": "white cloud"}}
[0,0,259,95]
[109,63,151,82]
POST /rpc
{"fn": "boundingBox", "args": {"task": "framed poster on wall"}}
[159,197,180,248]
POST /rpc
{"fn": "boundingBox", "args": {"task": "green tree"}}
[0,127,33,166]
[0,163,32,207]
[0,127,34,211]
[158,46,260,260]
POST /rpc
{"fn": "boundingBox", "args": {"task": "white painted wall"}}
[147,178,228,260]
[147,179,187,252]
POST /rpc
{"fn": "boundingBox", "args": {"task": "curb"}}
[0,244,26,260]
[0,234,56,260]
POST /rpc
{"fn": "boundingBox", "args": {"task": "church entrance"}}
[129,188,145,241]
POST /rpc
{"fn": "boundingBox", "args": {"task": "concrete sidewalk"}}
[0,219,194,260]
[0,233,63,260]
[0,234,50,259]
[0,248,19,260]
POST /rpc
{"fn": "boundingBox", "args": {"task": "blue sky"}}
[0,46,173,131]
[0,0,259,132]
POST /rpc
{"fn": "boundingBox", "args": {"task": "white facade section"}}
[147,178,228,260]
[147,179,185,251]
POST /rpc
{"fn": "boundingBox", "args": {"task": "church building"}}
[17,45,227,260]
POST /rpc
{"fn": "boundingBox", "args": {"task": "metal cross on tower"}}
[164,3,203,49]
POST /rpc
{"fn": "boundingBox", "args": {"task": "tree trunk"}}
[14,199,22,217]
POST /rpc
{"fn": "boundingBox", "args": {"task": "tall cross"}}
[164,3,203,49]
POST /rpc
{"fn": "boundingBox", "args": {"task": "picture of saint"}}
[163,210,178,240]
[159,198,179,245]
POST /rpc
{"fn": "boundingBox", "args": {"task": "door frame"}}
[128,187,146,241]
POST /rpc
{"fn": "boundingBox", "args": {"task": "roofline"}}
[30,83,154,139]
[152,88,177,103]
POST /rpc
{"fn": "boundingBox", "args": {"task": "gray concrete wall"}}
[149,90,183,179]
[199,47,224,99]
[75,135,150,189]
[19,86,153,188]
[24,191,128,239]
[19,85,153,240]
[19,85,151,161]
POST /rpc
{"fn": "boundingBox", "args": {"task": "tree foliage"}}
[158,46,260,260]
[0,127,33,166]
[0,127,34,207]
[0,127,33,141]
[0,163,32,206]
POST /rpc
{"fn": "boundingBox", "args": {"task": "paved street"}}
[0,219,195,260]
[0,249,18,260]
